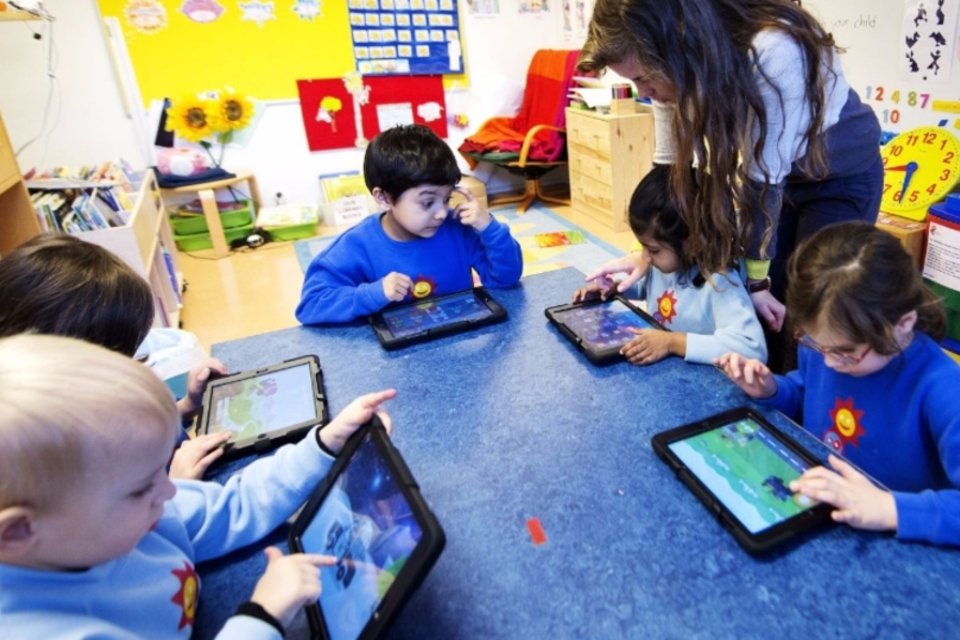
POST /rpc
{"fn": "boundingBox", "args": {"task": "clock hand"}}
[885,164,912,171]
[898,161,919,203]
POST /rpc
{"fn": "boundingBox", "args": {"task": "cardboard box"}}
[876,213,926,267]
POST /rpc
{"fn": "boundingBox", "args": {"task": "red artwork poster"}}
[297,75,448,152]
[296,78,358,152]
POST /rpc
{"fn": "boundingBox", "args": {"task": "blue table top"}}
[196,268,960,639]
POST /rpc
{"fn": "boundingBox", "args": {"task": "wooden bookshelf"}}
[0,112,41,255]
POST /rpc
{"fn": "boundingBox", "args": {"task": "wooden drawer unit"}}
[566,107,654,232]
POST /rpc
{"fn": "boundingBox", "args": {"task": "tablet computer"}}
[370,287,507,350]
[288,416,445,640]
[651,407,833,554]
[196,355,328,460]
[544,295,664,365]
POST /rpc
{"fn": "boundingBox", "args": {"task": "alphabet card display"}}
[348,0,463,75]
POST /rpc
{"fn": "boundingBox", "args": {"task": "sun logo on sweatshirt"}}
[655,290,678,324]
[171,561,200,630]
[411,275,437,299]
[822,397,865,451]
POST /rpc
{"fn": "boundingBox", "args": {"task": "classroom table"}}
[195,267,960,640]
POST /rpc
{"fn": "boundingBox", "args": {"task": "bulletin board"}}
[803,0,960,133]
[95,1,359,105]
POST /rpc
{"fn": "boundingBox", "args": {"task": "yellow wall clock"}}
[880,125,960,221]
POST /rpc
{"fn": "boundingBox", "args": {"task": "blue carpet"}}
[294,205,626,277]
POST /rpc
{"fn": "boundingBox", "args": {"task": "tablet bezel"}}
[369,286,507,350]
[544,295,665,365]
[196,355,328,460]
[288,416,446,640]
[651,406,833,554]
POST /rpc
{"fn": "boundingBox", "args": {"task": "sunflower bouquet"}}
[165,89,254,169]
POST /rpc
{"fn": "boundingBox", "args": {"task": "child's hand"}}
[451,186,491,232]
[178,357,229,421]
[790,455,898,532]
[621,328,678,365]
[250,547,336,629]
[750,289,786,332]
[168,431,232,480]
[319,389,397,455]
[584,252,650,294]
[714,352,777,399]
[382,272,412,302]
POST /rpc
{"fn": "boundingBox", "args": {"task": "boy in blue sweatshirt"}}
[0,334,397,639]
[296,124,522,324]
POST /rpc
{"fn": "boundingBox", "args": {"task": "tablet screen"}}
[381,290,494,339]
[298,433,424,640]
[551,299,659,351]
[205,362,318,441]
[666,416,816,534]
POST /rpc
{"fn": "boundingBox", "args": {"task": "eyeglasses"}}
[794,332,872,366]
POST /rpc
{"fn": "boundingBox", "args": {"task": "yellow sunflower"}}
[166,96,217,143]
[214,90,254,133]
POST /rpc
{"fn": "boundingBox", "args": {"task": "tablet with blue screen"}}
[370,287,506,350]
[545,295,663,364]
[651,407,833,554]
[288,416,445,640]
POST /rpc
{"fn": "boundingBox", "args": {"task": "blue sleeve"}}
[171,427,335,563]
[469,217,523,288]
[762,369,804,421]
[894,372,960,546]
[295,237,390,324]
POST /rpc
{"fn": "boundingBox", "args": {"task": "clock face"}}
[880,126,960,220]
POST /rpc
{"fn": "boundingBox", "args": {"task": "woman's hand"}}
[583,252,650,294]
[790,455,898,532]
[750,289,786,332]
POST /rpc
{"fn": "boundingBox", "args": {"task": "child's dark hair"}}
[628,164,704,286]
[0,233,155,357]
[363,124,461,203]
[787,221,946,354]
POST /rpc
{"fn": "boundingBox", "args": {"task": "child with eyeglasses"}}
[717,221,960,547]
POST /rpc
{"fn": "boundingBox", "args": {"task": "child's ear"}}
[370,187,392,208]
[0,506,38,558]
[895,309,918,341]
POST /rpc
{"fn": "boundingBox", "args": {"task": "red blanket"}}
[459,49,579,163]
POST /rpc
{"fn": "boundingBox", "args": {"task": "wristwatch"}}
[747,276,771,293]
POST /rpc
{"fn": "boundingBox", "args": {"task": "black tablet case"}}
[196,355,328,461]
[288,416,445,640]
[651,407,833,554]
[370,286,507,350]
[545,295,664,365]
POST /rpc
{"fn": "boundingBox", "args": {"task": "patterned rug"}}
[294,205,626,278]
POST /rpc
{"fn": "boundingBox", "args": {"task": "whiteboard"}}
[802,0,960,133]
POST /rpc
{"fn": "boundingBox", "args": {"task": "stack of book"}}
[26,160,140,234]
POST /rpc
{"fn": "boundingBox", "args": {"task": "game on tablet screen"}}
[666,417,816,534]
[552,299,659,351]
[206,363,317,440]
[381,290,493,338]
[299,435,423,640]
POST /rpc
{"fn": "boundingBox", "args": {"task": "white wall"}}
[0,1,575,207]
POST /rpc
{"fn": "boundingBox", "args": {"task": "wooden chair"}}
[458,49,579,213]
